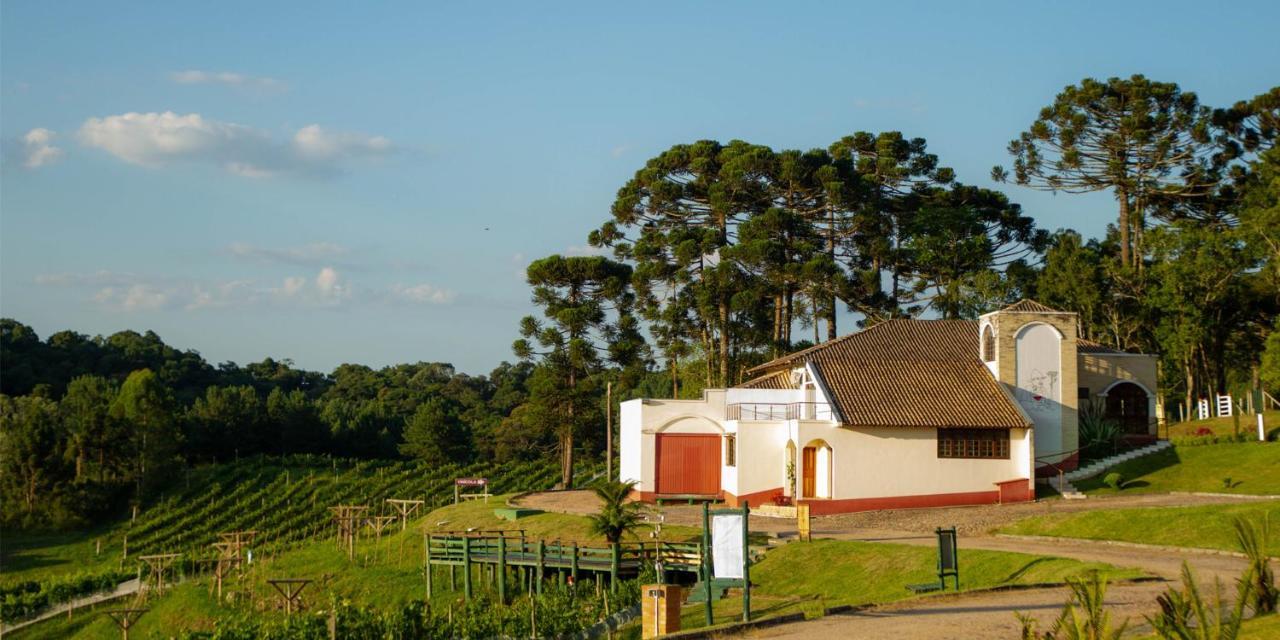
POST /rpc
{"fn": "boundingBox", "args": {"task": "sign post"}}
[702,501,752,624]
[1255,389,1267,442]
[454,478,490,504]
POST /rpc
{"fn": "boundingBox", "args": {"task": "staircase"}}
[1042,440,1173,500]
[1063,440,1173,484]
[1049,476,1086,500]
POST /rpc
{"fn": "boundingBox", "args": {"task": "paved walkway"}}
[0,578,139,634]
[747,526,1248,639]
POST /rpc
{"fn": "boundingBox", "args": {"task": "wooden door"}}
[655,434,721,496]
[801,446,817,498]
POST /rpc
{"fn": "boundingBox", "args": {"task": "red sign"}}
[455,478,487,487]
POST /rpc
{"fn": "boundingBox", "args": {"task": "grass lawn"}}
[0,528,123,588]
[1241,613,1280,639]
[1166,410,1280,439]
[1073,441,1280,495]
[1000,502,1280,556]
[662,539,1147,634]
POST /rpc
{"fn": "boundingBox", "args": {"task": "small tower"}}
[978,300,1080,469]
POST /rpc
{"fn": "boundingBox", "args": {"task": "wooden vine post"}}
[385,498,424,531]
[329,505,368,561]
[104,608,148,640]
[138,553,181,596]
[266,578,312,615]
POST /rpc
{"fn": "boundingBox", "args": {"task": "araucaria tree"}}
[513,255,646,488]
[996,75,1215,268]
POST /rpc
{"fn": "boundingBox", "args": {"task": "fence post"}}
[742,501,751,622]
[571,542,579,586]
[610,542,619,592]
[537,540,545,596]
[463,537,473,601]
[498,536,507,604]
[702,502,713,626]
[425,535,433,598]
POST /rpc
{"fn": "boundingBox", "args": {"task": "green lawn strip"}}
[1074,442,1280,496]
[666,539,1146,634]
[1166,410,1280,439]
[1000,502,1280,556]
[1240,613,1280,639]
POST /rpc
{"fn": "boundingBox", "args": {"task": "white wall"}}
[619,399,644,486]
[1016,323,1063,457]
[617,391,728,494]
[788,424,1030,499]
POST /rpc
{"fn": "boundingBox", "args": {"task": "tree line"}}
[2,75,1277,528]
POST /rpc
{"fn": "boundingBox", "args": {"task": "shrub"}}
[1233,515,1277,614]
[1195,427,1213,437]
[1079,401,1123,454]
[1147,562,1252,639]
[1103,473,1124,490]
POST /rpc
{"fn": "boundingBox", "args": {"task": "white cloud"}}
[390,283,455,304]
[77,111,393,178]
[170,70,283,89]
[38,267,447,311]
[293,125,391,160]
[228,242,350,267]
[610,144,631,158]
[92,284,169,311]
[20,128,63,168]
[270,267,349,305]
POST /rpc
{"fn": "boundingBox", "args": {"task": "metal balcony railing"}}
[726,402,835,421]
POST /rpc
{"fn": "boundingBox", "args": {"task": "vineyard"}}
[121,455,603,560]
[1,455,605,624]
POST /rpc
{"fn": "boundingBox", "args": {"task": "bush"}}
[1079,401,1123,454]
[1103,473,1124,490]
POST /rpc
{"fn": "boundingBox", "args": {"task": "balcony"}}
[726,402,835,421]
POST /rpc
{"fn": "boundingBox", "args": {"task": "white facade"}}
[619,364,1036,513]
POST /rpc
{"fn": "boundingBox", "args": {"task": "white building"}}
[618,300,1158,514]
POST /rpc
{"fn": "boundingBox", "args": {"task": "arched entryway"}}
[1102,381,1151,435]
[801,439,832,499]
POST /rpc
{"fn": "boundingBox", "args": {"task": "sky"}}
[2,1,1278,375]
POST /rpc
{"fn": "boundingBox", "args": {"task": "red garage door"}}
[656,434,721,496]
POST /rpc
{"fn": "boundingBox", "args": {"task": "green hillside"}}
[1,455,601,624]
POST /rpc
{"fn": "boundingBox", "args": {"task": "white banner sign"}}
[711,514,744,579]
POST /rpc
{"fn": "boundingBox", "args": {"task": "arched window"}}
[981,325,996,362]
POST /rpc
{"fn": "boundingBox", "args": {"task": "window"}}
[938,429,1009,459]
[724,434,736,467]
[981,325,996,362]
[1078,387,1090,400]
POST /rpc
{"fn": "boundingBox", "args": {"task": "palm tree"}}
[587,480,645,544]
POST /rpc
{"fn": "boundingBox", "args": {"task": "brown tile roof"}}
[744,319,1031,429]
[738,369,796,389]
[999,299,1066,314]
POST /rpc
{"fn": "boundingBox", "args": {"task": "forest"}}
[2,75,1278,530]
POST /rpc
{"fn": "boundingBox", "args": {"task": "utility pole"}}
[606,381,613,481]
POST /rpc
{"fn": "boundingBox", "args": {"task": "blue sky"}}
[2,1,1277,374]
